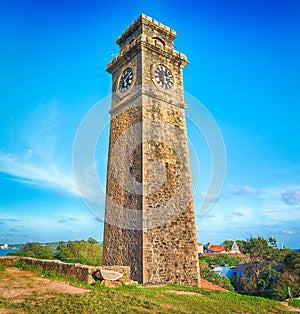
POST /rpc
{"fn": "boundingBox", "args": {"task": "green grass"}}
[0,285,292,314]
[1,263,290,313]
[288,298,300,307]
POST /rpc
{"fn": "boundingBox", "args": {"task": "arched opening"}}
[152,37,165,49]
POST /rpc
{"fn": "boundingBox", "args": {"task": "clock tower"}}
[103,14,200,286]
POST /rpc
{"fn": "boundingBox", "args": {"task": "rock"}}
[118,277,138,285]
[100,280,122,288]
[94,269,123,281]
[93,270,102,281]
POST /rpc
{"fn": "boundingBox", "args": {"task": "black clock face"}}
[119,67,134,93]
[154,65,173,89]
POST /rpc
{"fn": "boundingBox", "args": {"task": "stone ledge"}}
[0,256,130,284]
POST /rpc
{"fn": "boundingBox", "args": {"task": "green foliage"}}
[11,242,54,259]
[9,238,103,266]
[200,268,235,292]
[268,251,300,300]
[288,298,300,307]
[199,254,243,267]
[281,251,300,272]
[0,263,5,271]
[230,237,300,301]
[243,236,279,260]
[54,239,103,266]
[15,260,44,276]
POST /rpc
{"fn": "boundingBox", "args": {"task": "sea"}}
[0,249,18,256]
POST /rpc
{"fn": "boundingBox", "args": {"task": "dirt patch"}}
[281,301,300,313]
[166,290,202,296]
[200,278,226,291]
[0,267,90,300]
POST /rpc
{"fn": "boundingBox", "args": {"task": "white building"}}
[229,240,241,254]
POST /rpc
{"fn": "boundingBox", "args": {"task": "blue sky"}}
[0,0,299,248]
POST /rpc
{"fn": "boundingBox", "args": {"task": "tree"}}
[230,236,292,300]
[87,237,98,244]
[54,239,103,266]
[275,252,300,299]
[199,254,243,267]
[11,242,53,259]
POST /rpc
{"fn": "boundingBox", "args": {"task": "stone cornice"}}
[116,14,176,47]
[106,38,188,74]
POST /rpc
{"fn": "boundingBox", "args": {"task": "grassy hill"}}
[0,265,295,313]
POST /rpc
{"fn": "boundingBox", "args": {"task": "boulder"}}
[100,280,122,288]
[93,269,123,281]
[118,277,138,285]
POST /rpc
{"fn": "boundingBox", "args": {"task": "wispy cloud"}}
[228,184,260,196]
[232,207,253,222]
[68,217,79,221]
[0,152,76,195]
[0,219,23,223]
[232,210,244,217]
[0,99,77,196]
[22,149,32,161]
[281,189,300,205]
[282,230,296,235]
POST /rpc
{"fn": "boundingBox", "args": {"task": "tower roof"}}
[116,14,176,46]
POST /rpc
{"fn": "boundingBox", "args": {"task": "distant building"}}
[0,244,8,249]
[207,241,226,254]
[229,240,241,254]
[197,242,204,254]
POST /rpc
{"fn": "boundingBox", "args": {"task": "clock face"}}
[154,65,173,89]
[119,67,134,93]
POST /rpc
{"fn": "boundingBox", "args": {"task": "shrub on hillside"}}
[199,254,243,267]
[200,268,234,292]
[9,242,53,259]
[54,238,102,266]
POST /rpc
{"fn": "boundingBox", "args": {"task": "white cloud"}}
[282,230,296,235]
[0,152,77,195]
[257,186,300,222]
[232,207,253,222]
[22,149,32,161]
[281,189,300,205]
[228,184,260,196]
[0,99,80,196]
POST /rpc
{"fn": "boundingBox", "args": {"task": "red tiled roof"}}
[208,244,226,252]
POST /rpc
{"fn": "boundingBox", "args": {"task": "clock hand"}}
[124,71,132,82]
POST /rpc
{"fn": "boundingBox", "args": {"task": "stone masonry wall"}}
[142,102,200,286]
[0,256,130,284]
[103,104,144,282]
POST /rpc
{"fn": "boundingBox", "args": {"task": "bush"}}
[54,238,103,266]
[10,242,53,259]
[288,299,300,307]
[200,268,234,292]
[0,263,5,271]
[199,254,243,267]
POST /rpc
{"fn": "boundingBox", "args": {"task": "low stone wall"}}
[0,256,130,284]
[0,256,19,267]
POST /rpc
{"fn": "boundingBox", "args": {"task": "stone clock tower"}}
[103,14,200,286]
